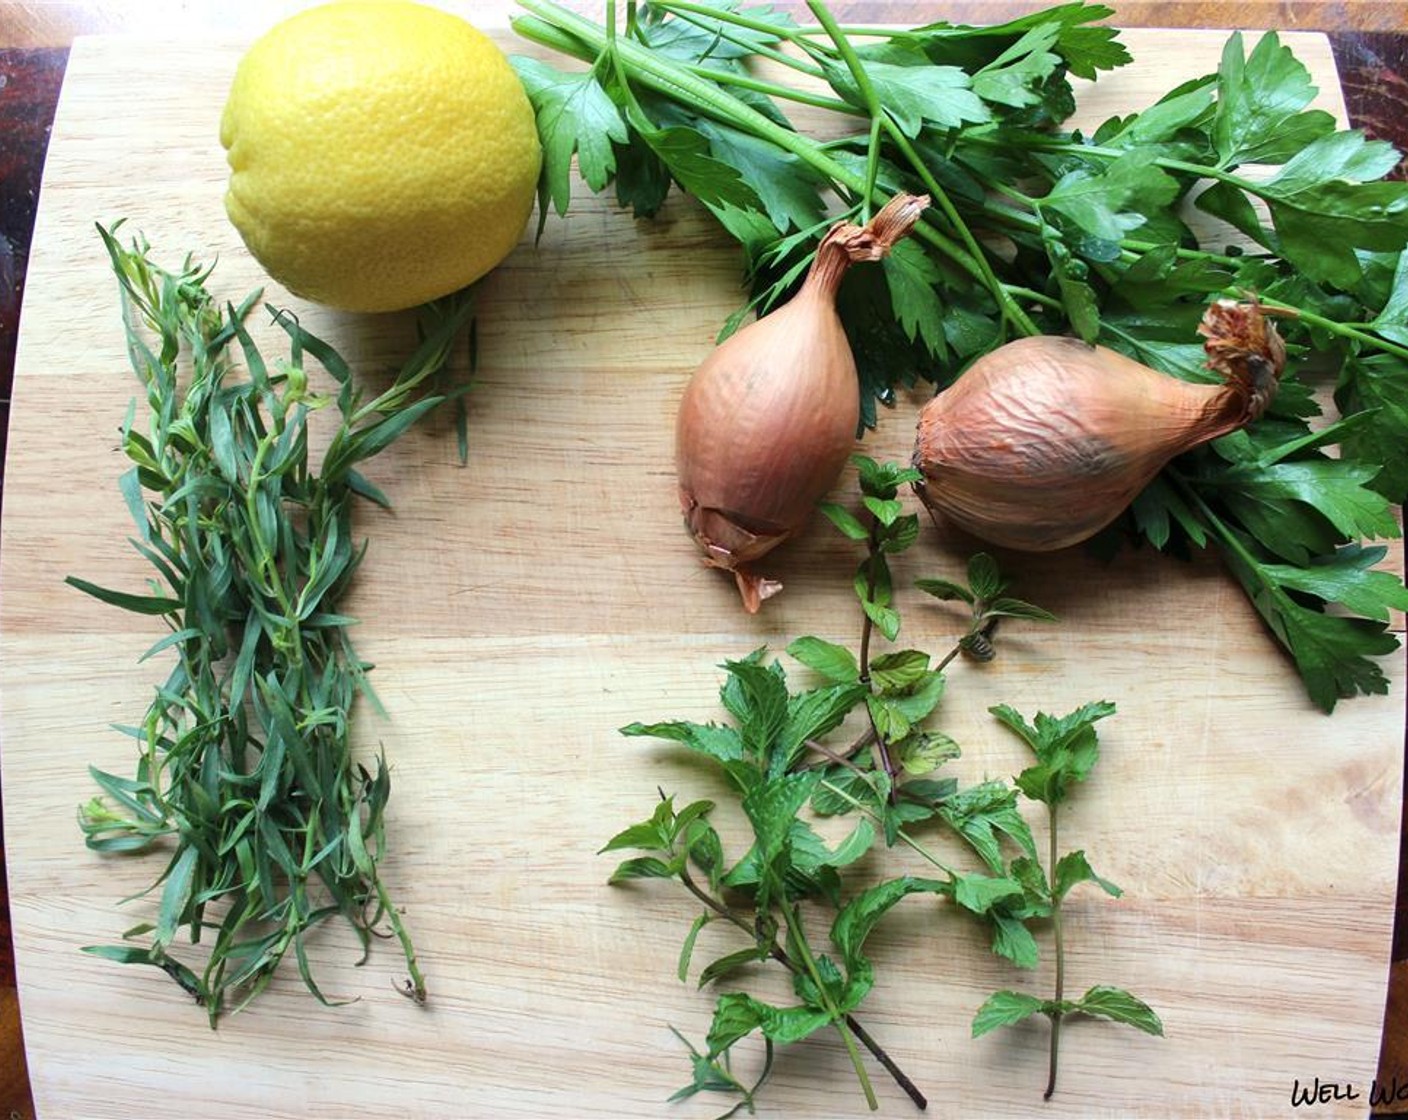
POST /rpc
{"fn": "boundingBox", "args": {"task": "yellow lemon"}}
[220,0,541,312]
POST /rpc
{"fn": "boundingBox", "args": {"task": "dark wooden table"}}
[0,4,1404,1117]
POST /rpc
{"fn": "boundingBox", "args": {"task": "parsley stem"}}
[1259,299,1408,362]
[808,1,1034,334]
[965,132,1273,198]
[514,0,1002,298]
[881,122,1039,336]
[679,62,855,114]
[653,0,830,80]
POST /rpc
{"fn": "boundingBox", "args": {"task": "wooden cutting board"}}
[1,7,1402,1118]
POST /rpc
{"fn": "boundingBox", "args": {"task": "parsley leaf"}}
[823,53,990,136]
[1210,31,1336,166]
[510,58,627,219]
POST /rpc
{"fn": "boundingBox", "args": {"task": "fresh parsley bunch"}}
[512,0,1408,711]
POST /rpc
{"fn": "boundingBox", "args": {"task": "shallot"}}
[676,193,929,611]
[912,300,1286,551]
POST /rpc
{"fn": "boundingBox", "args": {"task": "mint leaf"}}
[1075,985,1165,1036]
[862,495,904,527]
[869,649,931,692]
[777,682,868,772]
[984,597,1058,623]
[990,911,1041,969]
[831,875,945,988]
[900,730,962,776]
[819,501,869,541]
[1052,850,1122,900]
[991,701,1115,805]
[741,772,819,907]
[609,856,675,883]
[967,553,1005,600]
[972,989,1046,1037]
[862,600,902,642]
[621,719,744,764]
[721,656,790,763]
[938,780,1037,872]
[915,577,975,605]
[887,670,947,725]
[950,871,1026,915]
[786,636,861,683]
[697,944,771,988]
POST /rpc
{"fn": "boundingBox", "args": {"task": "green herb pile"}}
[607,456,1160,1112]
[72,227,472,1021]
[511,0,1408,712]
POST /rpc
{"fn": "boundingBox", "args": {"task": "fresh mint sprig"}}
[972,702,1164,1099]
[610,459,1113,1113]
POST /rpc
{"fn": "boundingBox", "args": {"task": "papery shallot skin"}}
[676,287,859,570]
[912,302,1285,551]
[675,193,930,612]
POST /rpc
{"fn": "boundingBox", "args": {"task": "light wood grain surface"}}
[0,7,1403,1118]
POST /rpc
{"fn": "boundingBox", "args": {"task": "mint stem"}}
[675,866,926,1110]
[1044,802,1064,1101]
